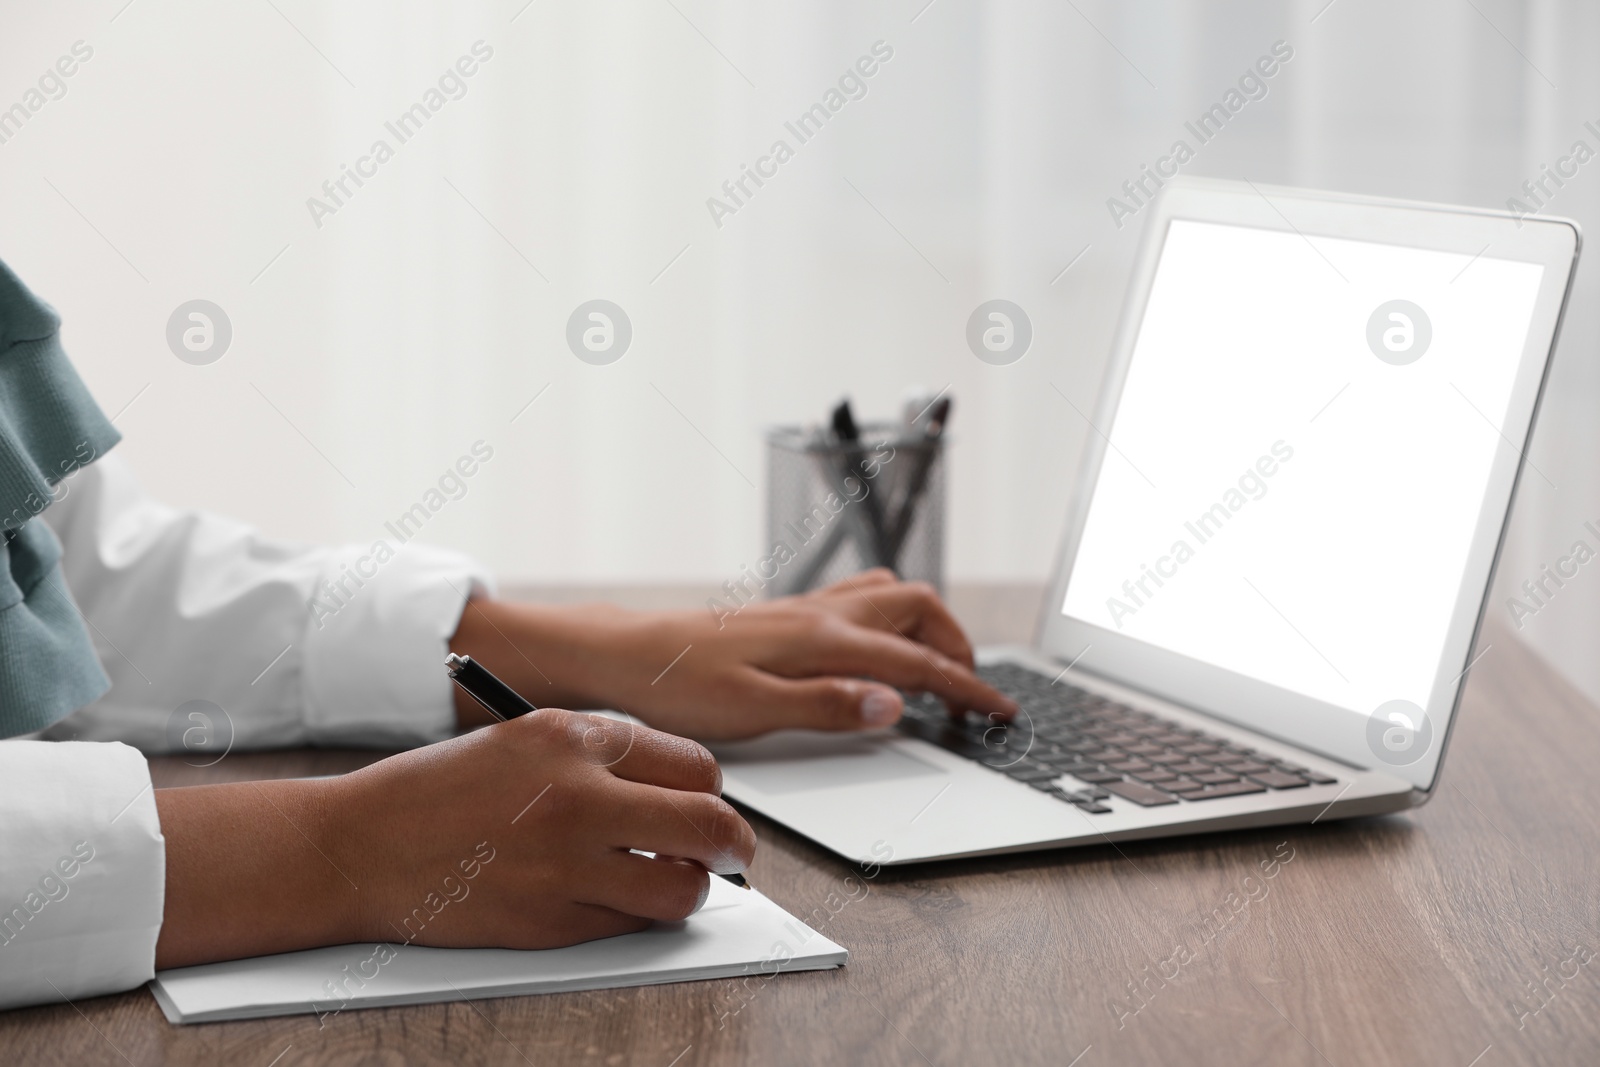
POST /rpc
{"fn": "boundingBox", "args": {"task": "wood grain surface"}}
[3,586,1597,1066]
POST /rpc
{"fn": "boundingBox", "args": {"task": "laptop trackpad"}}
[717,733,948,796]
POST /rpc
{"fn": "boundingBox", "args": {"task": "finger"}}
[558,713,722,794]
[775,625,1015,719]
[579,852,711,923]
[599,783,756,875]
[743,672,908,732]
[833,581,977,668]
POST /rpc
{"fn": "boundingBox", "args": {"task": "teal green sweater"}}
[0,259,121,735]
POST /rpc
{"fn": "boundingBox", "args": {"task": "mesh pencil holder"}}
[764,423,945,597]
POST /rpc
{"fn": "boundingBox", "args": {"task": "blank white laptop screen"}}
[1060,218,1545,720]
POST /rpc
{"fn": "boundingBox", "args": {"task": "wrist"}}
[154,777,360,969]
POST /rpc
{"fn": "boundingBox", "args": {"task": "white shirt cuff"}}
[0,741,163,1010]
[301,542,493,747]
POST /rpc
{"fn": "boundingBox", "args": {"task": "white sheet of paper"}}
[149,878,846,1024]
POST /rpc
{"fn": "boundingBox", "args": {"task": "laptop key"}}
[1044,760,1105,776]
[998,764,1062,780]
[1272,763,1335,784]
[1008,770,1065,786]
[1101,780,1178,806]
[1192,771,1240,785]
[1169,762,1215,776]
[1182,780,1268,800]
[1216,760,1274,774]
[1072,770,1127,784]
[1001,758,1059,778]
[1246,771,1311,789]
[896,716,987,758]
[1074,801,1114,814]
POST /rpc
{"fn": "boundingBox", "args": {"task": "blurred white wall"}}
[2,0,1598,704]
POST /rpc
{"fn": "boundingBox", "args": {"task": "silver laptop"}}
[716,177,1580,866]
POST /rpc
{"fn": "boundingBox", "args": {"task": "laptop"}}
[714,177,1580,865]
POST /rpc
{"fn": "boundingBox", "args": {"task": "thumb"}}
[748,674,904,732]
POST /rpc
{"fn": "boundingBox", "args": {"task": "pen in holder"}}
[765,422,946,596]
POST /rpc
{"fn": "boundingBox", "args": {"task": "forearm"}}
[153,779,356,969]
[448,598,645,726]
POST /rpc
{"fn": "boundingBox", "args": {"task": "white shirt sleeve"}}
[0,741,163,1010]
[38,453,494,751]
[2,454,495,1008]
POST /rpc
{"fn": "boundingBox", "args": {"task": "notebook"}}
[149,877,847,1024]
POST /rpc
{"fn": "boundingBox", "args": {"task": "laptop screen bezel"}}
[1036,177,1580,794]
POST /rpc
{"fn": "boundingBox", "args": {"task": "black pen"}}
[446,653,538,720]
[443,653,751,890]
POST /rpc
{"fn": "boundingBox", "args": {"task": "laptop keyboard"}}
[897,661,1337,815]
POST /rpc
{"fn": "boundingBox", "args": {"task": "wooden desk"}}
[5,586,1599,1066]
